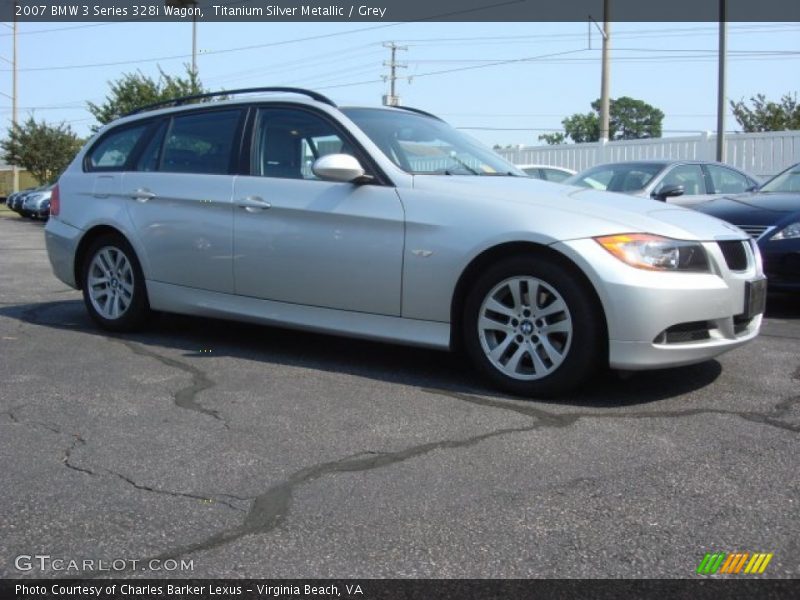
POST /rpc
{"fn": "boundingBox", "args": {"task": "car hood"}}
[691,192,800,225]
[411,176,748,241]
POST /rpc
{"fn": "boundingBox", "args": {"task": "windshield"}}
[342,108,524,176]
[565,163,664,192]
[760,164,800,193]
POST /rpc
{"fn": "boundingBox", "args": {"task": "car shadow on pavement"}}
[1,299,729,409]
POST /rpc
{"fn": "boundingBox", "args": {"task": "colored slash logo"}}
[697,552,773,575]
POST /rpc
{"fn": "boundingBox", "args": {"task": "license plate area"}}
[744,278,767,319]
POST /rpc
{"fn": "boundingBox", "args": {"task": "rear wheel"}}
[81,234,150,332]
[463,255,604,397]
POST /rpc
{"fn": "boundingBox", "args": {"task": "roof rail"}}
[392,105,444,121]
[125,87,337,116]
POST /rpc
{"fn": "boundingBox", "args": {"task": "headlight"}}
[595,233,710,272]
[770,221,800,241]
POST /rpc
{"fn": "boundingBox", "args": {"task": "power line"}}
[395,23,800,46]
[313,47,589,91]
[0,22,407,72]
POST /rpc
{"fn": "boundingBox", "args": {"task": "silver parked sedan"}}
[45,88,765,397]
[565,160,760,205]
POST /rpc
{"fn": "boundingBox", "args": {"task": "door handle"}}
[130,189,156,202]
[238,195,272,212]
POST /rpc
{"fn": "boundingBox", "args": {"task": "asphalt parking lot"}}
[0,209,798,579]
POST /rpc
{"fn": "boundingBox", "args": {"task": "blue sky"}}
[1,20,798,146]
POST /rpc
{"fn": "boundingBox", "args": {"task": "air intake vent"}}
[654,321,712,344]
[736,225,770,239]
[718,241,748,271]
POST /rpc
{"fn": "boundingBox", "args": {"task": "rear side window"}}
[655,164,706,196]
[706,165,751,194]
[161,110,241,175]
[87,124,148,170]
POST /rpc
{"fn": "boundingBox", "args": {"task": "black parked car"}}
[9,187,39,212]
[693,162,800,291]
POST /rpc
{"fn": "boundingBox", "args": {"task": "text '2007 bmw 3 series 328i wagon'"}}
[45,88,766,397]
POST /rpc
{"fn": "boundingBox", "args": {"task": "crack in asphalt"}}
[13,302,227,428]
[4,402,245,516]
[421,383,800,434]
[120,424,541,571]
[63,434,97,477]
[108,471,246,513]
[60,430,245,512]
[9,299,800,575]
[1,404,62,434]
[114,339,227,429]
[128,377,800,569]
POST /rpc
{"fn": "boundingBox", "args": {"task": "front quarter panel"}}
[396,184,629,322]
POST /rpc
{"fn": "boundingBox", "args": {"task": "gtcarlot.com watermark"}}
[14,554,194,573]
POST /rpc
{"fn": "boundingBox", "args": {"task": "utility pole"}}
[599,0,611,144]
[382,42,407,106]
[0,3,18,192]
[716,0,727,162]
[167,0,198,74]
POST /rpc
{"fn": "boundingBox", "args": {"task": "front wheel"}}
[463,255,604,397]
[81,234,150,332]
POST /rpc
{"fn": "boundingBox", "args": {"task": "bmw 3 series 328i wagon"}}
[45,88,766,396]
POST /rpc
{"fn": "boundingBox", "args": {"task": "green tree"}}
[1,116,83,184]
[538,132,567,145]
[562,111,600,143]
[87,65,208,130]
[546,97,664,144]
[730,93,800,132]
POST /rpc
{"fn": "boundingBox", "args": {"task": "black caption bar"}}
[2,579,799,600]
[2,0,800,23]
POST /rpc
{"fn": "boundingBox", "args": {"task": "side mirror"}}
[312,154,367,183]
[745,184,759,192]
[652,184,684,202]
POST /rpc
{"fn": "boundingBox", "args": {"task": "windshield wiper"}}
[446,154,480,175]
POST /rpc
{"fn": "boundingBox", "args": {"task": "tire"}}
[462,255,604,397]
[81,234,151,332]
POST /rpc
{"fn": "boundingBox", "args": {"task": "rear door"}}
[63,122,152,228]
[122,108,245,293]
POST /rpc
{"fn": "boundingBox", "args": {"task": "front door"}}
[232,106,404,315]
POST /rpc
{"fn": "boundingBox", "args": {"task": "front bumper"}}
[554,238,763,370]
[44,218,82,289]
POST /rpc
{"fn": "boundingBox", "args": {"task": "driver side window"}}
[252,108,352,180]
[654,164,706,196]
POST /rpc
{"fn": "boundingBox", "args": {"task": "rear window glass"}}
[161,110,241,175]
[88,124,148,170]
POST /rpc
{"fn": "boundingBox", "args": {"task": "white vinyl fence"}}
[498,130,800,179]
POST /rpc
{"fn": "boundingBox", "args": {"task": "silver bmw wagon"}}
[45,88,766,396]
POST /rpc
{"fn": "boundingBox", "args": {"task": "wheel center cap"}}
[111,279,118,289]
[520,320,534,335]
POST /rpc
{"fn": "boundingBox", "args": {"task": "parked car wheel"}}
[81,235,150,331]
[463,255,604,397]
